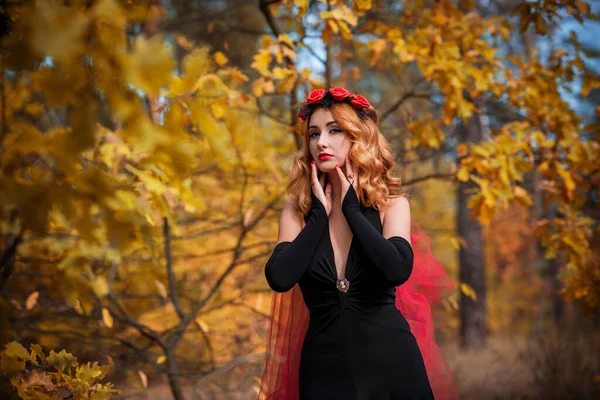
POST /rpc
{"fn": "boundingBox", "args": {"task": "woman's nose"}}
[317,134,328,147]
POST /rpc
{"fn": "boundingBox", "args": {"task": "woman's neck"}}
[326,170,344,212]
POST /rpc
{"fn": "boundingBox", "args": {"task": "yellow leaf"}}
[77,361,110,383]
[102,308,114,328]
[456,168,470,183]
[460,283,477,300]
[251,48,273,77]
[26,291,39,311]
[338,20,353,40]
[126,165,169,195]
[211,99,227,119]
[91,276,109,297]
[327,19,340,34]
[30,1,88,63]
[514,186,533,207]
[223,67,249,84]
[157,355,166,364]
[294,0,309,16]
[127,35,174,95]
[4,342,30,360]
[214,51,228,66]
[272,67,294,80]
[30,344,46,364]
[556,164,576,199]
[277,34,295,49]
[46,349,78,373]
[277,73,297,94]
[449,237,465,251]
[355,0,372,11]
[456,143,468,158]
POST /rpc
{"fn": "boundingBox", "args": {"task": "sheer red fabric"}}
[258,221,459,400]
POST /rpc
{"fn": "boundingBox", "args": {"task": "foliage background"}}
[0,0,598,399]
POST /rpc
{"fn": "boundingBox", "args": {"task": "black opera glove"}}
[341,185,414,286]
[265,191,329,293]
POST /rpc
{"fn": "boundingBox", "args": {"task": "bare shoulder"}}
[277,200,304,244]
[380,195,411,224]
[381,195,411,240]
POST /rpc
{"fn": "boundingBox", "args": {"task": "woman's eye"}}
[330,128,342,134]
[309,131,319,138]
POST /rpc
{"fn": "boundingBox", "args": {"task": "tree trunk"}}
[457,100,488,349]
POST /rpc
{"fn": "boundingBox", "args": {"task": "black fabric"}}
[265,186,433,399]
[265,191,328,293]
[341,184,414,286]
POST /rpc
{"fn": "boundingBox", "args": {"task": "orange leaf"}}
[26,291,39,311]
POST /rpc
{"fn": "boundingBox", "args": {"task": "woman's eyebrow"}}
[308,121,338,129]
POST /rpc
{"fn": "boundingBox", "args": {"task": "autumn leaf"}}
[138,370,148,388]
[102,308,114,328]
[30,0,88,63]
[214,51,228,66]
[127,35,175,95]
[460,283,477,300]
[77,361,110,382]
[46,349,79,373]
[5,342,30,361]
[26,291,40,311]
[277,34,295,49]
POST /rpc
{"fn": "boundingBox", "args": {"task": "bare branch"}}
[0,228,24,291]
[402,172,454,187]
[164,217,185,320]
[381,91,431,122]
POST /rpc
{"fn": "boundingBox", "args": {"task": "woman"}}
[259,88,458,400]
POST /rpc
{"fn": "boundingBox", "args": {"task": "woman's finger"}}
[345,158,353,184]
[319,169,325,190]
[311,161,324,198]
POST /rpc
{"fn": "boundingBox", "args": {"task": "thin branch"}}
[380,91,432,122]
[0,228,24,291]
[167,195,283,346]
[0,52,6,150]
[259,0,285,40]
[105,294,167,350]
[164,217,185,320]
[300,37,326,65]
[402,172,454,187]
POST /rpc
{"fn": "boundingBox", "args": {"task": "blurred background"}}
[0,0,599,399]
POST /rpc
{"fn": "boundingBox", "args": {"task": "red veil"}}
[258,221,459,400]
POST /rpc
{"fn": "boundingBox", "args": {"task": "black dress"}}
[265,185,434,400]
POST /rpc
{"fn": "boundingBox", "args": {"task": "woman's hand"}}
[311,160,332,215]
[335,156,358,207]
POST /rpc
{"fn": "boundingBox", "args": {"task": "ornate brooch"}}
[336,277,350,293]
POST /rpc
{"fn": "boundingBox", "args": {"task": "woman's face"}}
[308,108,351,171]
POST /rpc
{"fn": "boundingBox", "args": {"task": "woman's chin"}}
[318,159,338,169]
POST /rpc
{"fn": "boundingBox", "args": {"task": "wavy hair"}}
[286,101,405,217]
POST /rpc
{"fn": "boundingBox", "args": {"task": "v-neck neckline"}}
[326,222,355,281]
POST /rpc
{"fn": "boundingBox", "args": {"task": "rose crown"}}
[298,87,372,121]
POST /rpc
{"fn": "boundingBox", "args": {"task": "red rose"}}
[350,95,371,109]
[329,87,351,101]
[306,89,326,105]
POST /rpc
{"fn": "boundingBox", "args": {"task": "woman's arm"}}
[265,192,328,293]
[341,185,413,286]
